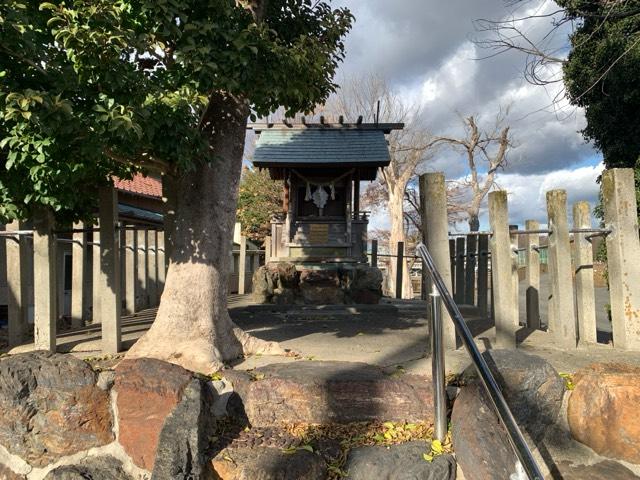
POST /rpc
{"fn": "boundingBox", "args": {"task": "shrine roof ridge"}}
[248,121,404,135]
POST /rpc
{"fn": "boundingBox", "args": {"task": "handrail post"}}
[430,284,447,442]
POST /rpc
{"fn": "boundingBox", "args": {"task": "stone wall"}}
[252,263,383,305]
[0,352,220,480]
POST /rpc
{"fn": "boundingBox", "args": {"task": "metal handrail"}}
[416,242,543,480]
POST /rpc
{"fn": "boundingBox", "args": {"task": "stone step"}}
[223,360,433,426]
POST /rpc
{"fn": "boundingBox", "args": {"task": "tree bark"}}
[127,92,282,374]
[387,186,414,299]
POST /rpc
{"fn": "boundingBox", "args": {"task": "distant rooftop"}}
[250,122,402,170]
[113,174,162,199]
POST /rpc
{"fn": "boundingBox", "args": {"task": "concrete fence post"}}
[454,237,466,304]
[92,221,101,324]
[124,228,137,315]
[238,235,247,295]
[546,189,577,348]
[136,229,148,310]
[419,173,457,350]
[395,241,404,299]
[5,221,29,345]
[477,234,489,317]
[524,220,541,330]
[147,230,158,306]
[602,168,640,350]
[33,209,57,351]
[509,225,520,326]
[71,221,87,328]
[465,234,477,305]
[98,187,121,354]
[264,235,272,264]
[572,202,597,345]
[488,191,515,348]
[157,231,166,295]
[371,239,378,268]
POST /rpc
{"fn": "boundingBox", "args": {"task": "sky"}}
[329,0,603,230]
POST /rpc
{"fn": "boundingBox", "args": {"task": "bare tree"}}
[437,112,513,231]
[324,74,442,299]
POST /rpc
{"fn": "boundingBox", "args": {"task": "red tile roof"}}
[113,174,162,199]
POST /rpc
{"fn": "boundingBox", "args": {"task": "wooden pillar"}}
[509,225,520,326]
[5,221,29,345]
[91,221,101,324]
[371,240,378,268]
[546,190,576,348]
[124,228,137,315]
[353,173,360,214]
[147,230,158,306]
[33,209,56,351]
[454,237,466,304]
[136,229,148,310]
[602,168,640,350]
[157,231,166,295]
[70,221,87,328]
[477,234,489,317]
[524,220,541,330]
[395,241,404,299]
[572,202,597,345]
[488,191,515,348]
[98,187,121,354]
[238,235,247,295]
[346,175,353,256]
[464,234,477,305]
[420,173,456,350]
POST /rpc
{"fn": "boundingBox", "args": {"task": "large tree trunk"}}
[127,92,282,374]
[387,187,414,300]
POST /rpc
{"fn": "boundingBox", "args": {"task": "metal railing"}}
[416,242,543,480]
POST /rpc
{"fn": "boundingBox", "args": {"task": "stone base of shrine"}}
[251,262,383,305]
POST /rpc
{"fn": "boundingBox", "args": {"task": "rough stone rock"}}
[272,287,299,305]
[0,352,114,467]
[299,269,340,287]
[224,361,433,426]
[151,379,217,480]
[550,460,640,479]
[43,456,131,480]
[344,441,456,480]
[300,284,345,305]
[275,263,299,289]
[452,350,564,480]
[0,464,26,480]
[211,446,326,480]
[115,358,193,471]
[567,362,640,464]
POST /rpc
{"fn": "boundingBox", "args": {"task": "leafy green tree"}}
[560,0,640,168]
[0,0,352,373]
[237,166,282,244]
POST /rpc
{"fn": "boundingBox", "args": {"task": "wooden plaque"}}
[308,223,329,244]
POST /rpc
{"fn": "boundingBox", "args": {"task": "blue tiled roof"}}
[252,129,391,167]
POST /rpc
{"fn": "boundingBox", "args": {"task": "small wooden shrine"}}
[250,120,403,265]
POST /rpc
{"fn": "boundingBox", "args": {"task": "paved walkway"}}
[4,293,639,375]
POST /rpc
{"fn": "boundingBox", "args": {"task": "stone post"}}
[92,221,101,324]
[98,187,121,354]
[157,231,166,295]
[572,202,597,345]
[524,220,541,330]
[147,230,158,306]
[70,221,87,328]
[238,235,247,295]
[124,228,137,315]
[33,209,57,351]
[419,173,457,350]
[488,191,515,348]
[264,235,271,264]
[371,240,378,268]
[602,168,640,350]
[509,225,520,326]
[546,189,577,348]
[5,221,29,345]
[136,229,148,310]
[477,234,489,317]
